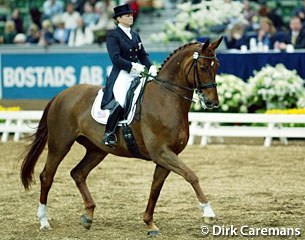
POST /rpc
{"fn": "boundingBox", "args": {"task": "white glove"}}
[148,65,158,77]
[130,62,145,77]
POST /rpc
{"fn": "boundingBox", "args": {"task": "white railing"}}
[0,111,305,146]
[0,111,42,142]
[188,112,305,147]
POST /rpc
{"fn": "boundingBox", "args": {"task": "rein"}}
[142,52,217,103]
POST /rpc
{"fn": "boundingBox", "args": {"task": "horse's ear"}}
[201,40,210,52]
[210,36,223,50]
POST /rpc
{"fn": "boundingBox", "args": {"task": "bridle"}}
[187,52,217,93]
[143,51,218,103]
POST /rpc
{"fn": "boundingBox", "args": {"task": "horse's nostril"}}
[205,99,213,107]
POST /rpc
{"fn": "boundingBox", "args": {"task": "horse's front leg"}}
[144,164,170,236]
[155,147,216,223]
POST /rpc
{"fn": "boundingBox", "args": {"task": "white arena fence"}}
[0,111,305,146]
[188,112,305,147]
[0,111,42,142]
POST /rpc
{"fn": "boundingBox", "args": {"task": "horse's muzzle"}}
[202,99,219,109]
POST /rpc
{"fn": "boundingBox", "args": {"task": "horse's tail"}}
[20,97,55,190]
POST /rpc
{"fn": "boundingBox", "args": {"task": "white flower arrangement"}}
[151,0,247,43]
[216,74,248,112]
[247,64,305,111]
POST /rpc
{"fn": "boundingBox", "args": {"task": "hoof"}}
[203,216,216,225]
[40,224,52,231]
[81,214,93,230]
[147,230,160,237]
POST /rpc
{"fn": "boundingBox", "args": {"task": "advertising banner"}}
[0,51,168,99]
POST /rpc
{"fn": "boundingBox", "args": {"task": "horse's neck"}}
[158,52,188,85]
[144,53,193,118]
[159,50,193,105]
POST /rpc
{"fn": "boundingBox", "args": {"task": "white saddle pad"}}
[91,77,146,125]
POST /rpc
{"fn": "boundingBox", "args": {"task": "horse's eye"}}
[200,66,207,72]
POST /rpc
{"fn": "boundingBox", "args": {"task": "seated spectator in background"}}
[70,0,86,14]
[128,0,139,22]
[91,1,115,44]
[224,22,248,49]
[11,9,24,33]
[258,1,285,31]
[275,16,305,50]
[61,2,81,30]
[242,0,255,27]
[1,20,16,44]
[26,23,40,44]
[68,16,94,46]
[43,0,64,20]
[256,17,282,49]
[53,16,70,44]
[82,1,99,27]
[30,7,42,29]
[292,0,305,26]
[38,19,54,46]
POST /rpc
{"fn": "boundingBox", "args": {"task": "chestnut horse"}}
[20,37,222,235]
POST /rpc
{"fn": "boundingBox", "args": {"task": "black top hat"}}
[113,4,133,19]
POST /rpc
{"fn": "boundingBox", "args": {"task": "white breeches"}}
[113,70,136,108]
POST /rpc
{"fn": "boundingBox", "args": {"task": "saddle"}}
[91,77,148,158]
[91,77,147,125]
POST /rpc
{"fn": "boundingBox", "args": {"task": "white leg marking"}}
[199,202,216,218]
[37,203,51,230]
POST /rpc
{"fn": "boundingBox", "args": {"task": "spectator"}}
[91,1,115,44]
[61,2,81,30]
[26,23,40,44]
[70,0,86,14]
[43,0,64,20]
[292,0,305,25]
[257,2,285,31]
[53,16,70,44]
[1,20,16,44]
[38,19,54,46]
[242,0,255,24]
[68,16,94,46]
[275,16,305,50]
[30,7,42,29]
[224,23,248,49]
[82,1,99,27]
[11,9,24,33]
[127,0,139,22]
[256,17,282,49]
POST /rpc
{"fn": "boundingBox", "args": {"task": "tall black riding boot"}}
[102,102,124,148]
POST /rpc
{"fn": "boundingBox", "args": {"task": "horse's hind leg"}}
[144,164,170,236]
[38,138,74,230]
[70,147,108,230]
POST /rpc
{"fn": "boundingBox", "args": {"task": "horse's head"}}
[185,37,223,109]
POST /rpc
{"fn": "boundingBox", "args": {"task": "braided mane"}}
[159,42,201,71]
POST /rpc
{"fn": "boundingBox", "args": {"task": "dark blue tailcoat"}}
[101,27,152,108]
